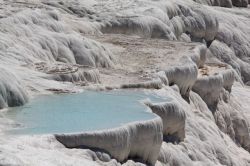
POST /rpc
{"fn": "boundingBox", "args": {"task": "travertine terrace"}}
[0,0,250,166]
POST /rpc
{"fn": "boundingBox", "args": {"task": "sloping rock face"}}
[0,69,28,108]
[195,0,249,7]
[56,117,163,165]
[148,101,186,143]
[193,69,235,110]
[0,0,250,166]
[0,8,115,107]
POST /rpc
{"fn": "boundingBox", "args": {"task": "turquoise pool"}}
[4,90,166,135]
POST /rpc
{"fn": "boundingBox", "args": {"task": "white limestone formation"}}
[164,60,198,97]
[192,69,235,110]
[0,68,28,109]
[0,7,115,108]
[163,45,206,97]
[55,117,163,165]
[147,101,186,142]
[195,0,250,7]
[53,68,101,83]
[0,0,250,166]
[209,40,250,83]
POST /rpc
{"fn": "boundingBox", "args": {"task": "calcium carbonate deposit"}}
[0,0,250,166]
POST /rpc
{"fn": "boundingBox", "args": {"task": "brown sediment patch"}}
[198,63,228,77]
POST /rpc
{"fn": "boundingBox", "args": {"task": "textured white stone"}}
[0,0,250,166]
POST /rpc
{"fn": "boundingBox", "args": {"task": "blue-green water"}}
[5,90,166,135]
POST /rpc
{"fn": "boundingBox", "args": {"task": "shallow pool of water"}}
[5,90,167,135]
